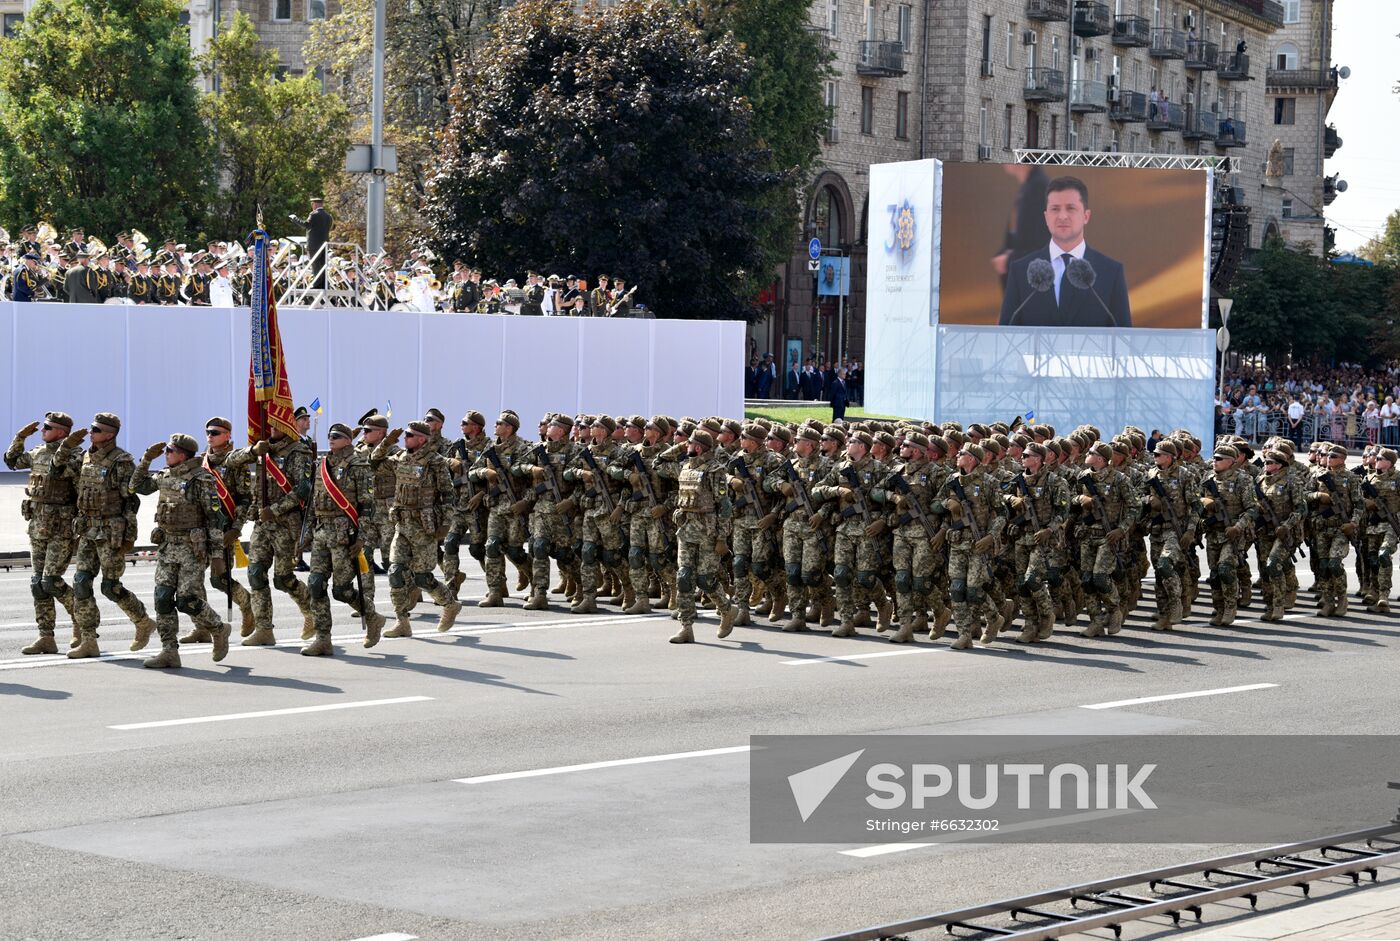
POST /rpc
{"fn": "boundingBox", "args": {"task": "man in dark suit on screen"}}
[998,176,1132,328]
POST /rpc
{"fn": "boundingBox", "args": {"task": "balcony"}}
[1023,67,1067,102]
[1150,27,1186,59]
[857,40,906,77]
[1182,107,1218,140]
[1070,79,1109,112]
[1072,0,1112,37]
[1146,100,1185,132]
[1217,51,1250,81]
[1026,0,1069,22]
[1185,39,1218,70]
[804,25,831,59]
[1266,67,1337,89]
[1109,89,1148,122]
[1323,175,1340,206]
[1325,124,1342,158]
[1215,115,1247,147]
[1111,14,1151,46]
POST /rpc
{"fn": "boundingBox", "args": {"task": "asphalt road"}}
[2,543,1398,941]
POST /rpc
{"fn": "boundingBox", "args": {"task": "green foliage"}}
[199,13,352,241]
[0,0,213,236]
[426,0,786,320]
[1356,208,1400,268]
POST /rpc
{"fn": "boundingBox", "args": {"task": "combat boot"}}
[181,625,213,645]
[143,645,181,669]
[1208,594,1224,627]
[818,600,837,627]
[301,612,316,641]
[1036,609,1056,640]
[1107,607,1124,635]
[624,593,652,614]
[240,608,256,637]
[570,592,598,614]
[550,576,567,594]
[363,611,385,648]
[950,630,974,650]
[831,618,856,638]
[668,623,695,644]
[478,589,504,607]
[1221,599,1237,627]
[437,600,463,631]
[732,603,751,627]
[67,634,100,659]
[717,604,737,639]
[767,585,788,622]
[301,632,334,656]
[782,611,808,632]
[211,623,231,662]
[754,596,774,618]
[1319,596,1336,618]
[875,599,894,633]
[515,562,532,593]
[384,615,413,637]
[21,634,57,655]
[1284,584,1298,609]
[523,589,549,611]
[130,617,156,652]
[647,576,661,598]
[1081,621,1105,638]
[980,614,1002,645]
[1169,598,1184,625]
[852,610,871,628]
[930,608,951,640]
[999,598,1016,630]
[242,626,276,646]
[889,616,915,644]
[1335,589,1349,616]
[804,602,819,621]
[1378,600,1392,614]
[1238,580,1253,609]
[1152,611,1171,631]
[449,571,466,597]
[1015,619,1037,643]
[748,578,765,607]
[69,623,80,648]
[620,584,636,611]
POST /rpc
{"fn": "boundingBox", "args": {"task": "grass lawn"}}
[743,405,911,424]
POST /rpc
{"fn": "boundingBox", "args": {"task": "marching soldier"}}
[442,410,491,599]
[1362,448,1400,613]
[872,432,946,643]
[1071,442,1137,638]
[769,425,830,633]
[724,423,783,628]
[1005,440,1070,643]
[304,422,387,654]
[1142,439,1200,630]
[1199,444,1257,627]
[564,415,634,613]
[66,413,157,658]
[376,422,463,636]
[1307,443,1363,617]
[934,443,1008,649]
[516,415,579,611]
[1254,449,1307,622]
[199,417,257,639]
[616,416,677,614]
[357,412,397,574]
[127,435,234,669]
[662,430,735,643]
[812,431,891,637]
[466,410,535,606]
[5,413,84,654]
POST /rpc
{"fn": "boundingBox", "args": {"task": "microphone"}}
[1007,258,1055,326]
[1066,257,1120,328]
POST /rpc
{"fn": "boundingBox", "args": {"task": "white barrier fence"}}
[1,303,745,452]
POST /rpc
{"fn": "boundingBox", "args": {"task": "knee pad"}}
[1206,574,1222,589]
[1218,563,1237,587]
[1021,573,1043,595]
[833,564,853,588]
[600,546,621,567]
[40,575,66,596]
[580,542,599,566]
[468,542,486,563]
[1154,559,1176,579]
[856,569,877,589]
[210,571,231,592]
[751,557,771,580]
[442,533,461,554]
[530,537,550,559]
[414,571,437,590]
[273,572,297,591]
[1091,573,1112,595]
[175,593,205,616]
[950,579,968,603]
[308,573,329,601]
[786,563,803,588]
[247,562,270,590]
[966,584,986,604]
[72,570,96,600]
[894,570,914,594]
[628,546,647,567]
[99,577,127,602]
[1047,566,1064,589]
[30,575,48,600]
[912,574,934,595]
[648,551,667,574]
[1381,552,1393,567]
[732,555,750,581]
[1329,558,1346,578]
[676,566,696,593]
[1264,560,1284,580]
[154,584,177,615]
[332,581,357,605]
[554,547,575,566]
[803,570,824,589]
[485,538,504,559]
[696,572,718,593]
[388,565,409,589]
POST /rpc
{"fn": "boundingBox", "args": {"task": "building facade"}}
[759,0,1339,373]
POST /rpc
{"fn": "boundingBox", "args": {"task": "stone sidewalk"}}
[1173,878,1400,940]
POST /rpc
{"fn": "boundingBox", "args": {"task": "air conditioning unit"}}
[1023,30,1038,45]
[1107,87,1120,102]
[977,144,993,160]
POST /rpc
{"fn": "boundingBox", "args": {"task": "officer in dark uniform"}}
[522,272,545,316]
[12,252,48,303]
[185,253,214,305]
[290,197,333,289]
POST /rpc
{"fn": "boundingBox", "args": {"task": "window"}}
[896,91,909,139]
[1068,121,1078,151]
[813,187,843,248]
[825,80,839,136]
[1051,35,1061,70]
[274,0,292,20]
[1026,108,1039,148]
[1130,131,1140,151]
[1111,128,1121,151]
[827,0,838,38]
[1005,21,1015,69]
[898,4,913,51]
[1003,103,1014,148]
[1152,0,1161,28]
[860,86,875,135]
[981,15,992,69]
[274,65,290,80]
[308,0,326,19]
[2,13,22,37]
[1282,198,1293,219]
[1050,113,1058,148]
[1091,123,1100,150]
[1283,0,1300,23]
[1274,97,1295,125]
[1275,42,1299,69]
[979,102,989,146]
[864,0,874,42]
[1281,147,1295,175]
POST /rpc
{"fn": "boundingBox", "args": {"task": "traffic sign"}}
[807,259,820,272]
[808,238,822,260]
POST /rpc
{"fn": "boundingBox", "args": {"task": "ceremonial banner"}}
[247,230,298,442]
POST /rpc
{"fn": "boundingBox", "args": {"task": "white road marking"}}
[780,648,942,666]
[456,745,750,784]
[109,696,433,730]
[345,934,418,941]
[840,809,1138,857]
[1079,682,1278,710]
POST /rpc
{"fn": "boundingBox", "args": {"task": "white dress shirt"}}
[1049,240,1088,305]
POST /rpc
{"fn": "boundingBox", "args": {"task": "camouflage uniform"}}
[812,449,889,636]
[1253,456,1306,622]
[516,435,579,609]
[128,442,232,667]
[768,441,830,632]
[724,431,784,627]
[466,427,535,605]
[4,416,81,653]
[564,433,633,611]
[201,437,257,638]
[1362,457,1400,612]
[614,431,676,615]
[225,435,315,643]
[357,421,399,571]
[442,428,491,596]
[665,434,734,641]
[1307,448,1363,616]
[1142,449,1200,630]
[871,441,948,642]
[1070,458,1137,638]
[70,433,153,652]
[381,432,461,633]
[1005,461,1070,642]
[934,458,1007,648]
[306,438,385,651]
[1199,449,1258,626]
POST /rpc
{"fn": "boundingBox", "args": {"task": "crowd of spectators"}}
[745,352,864,407]
[1216,362,1400,449]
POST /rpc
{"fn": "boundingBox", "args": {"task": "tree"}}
[1357,208,1400,268]
[305,0,500,254]
[426,0,784,320]
[199,13,352,241]
[0,0,213,237]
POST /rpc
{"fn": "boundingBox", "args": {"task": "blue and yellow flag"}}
[246,230,298,442]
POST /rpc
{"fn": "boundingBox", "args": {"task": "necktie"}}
[1057,252,1073,305]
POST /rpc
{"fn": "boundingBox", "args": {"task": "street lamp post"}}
[365,0,387,254]
[1216,297,1233,407]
